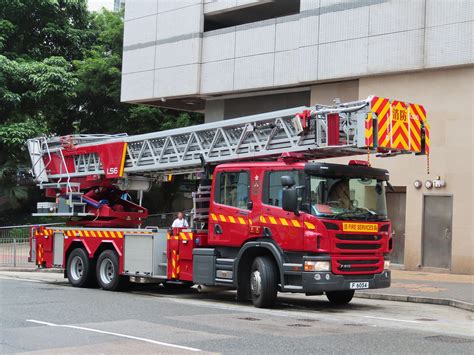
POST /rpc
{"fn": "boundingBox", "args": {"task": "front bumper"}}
[300,270,391,293]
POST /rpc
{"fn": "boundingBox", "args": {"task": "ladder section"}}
[27,96,429,181]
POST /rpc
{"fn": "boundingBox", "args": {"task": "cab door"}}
[208,169,250,247]
[256,170,305,251]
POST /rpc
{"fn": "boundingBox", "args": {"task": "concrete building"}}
[114,0,125,11]
[121,0,473,274]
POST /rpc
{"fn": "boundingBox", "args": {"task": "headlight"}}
[304,261,331,272]
[384,260,390,269]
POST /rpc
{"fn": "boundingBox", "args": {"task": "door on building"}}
[386,189,406,265]
[422,195,453,269]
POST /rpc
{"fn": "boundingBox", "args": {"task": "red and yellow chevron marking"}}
[365,112,374,146]
[170,250,180,279]
[371,96,391,148]
[211,213,249,225]
[408,104,422,152]
[259,215,313,230]
[391,100,410,151]
[37,244,44,265]
[63,229,125,238]
[424,122,430,155]
[179,232,194,241]
[371,97,428,154]
[409,102,429,154]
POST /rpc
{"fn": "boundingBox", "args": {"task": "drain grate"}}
[416,318,437,322]
[296,318,319,323]
[425,335,474,344]
[344,323,364,327]
[287,323,311,327]
[238,317,261,321]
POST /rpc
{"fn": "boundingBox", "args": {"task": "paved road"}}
[1,272,473,354]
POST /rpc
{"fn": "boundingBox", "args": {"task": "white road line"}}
[26,319,201,352]
[0,276,42,283]
[363,315,421,324]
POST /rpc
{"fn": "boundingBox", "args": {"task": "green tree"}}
[0,0,93,61]
[0,3,203,222]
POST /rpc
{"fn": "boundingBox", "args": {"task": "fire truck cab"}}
[194,159,391,307]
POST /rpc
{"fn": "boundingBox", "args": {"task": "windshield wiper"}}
[332,208,379,221]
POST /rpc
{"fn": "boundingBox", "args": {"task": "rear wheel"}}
[67,248,95,287]
[326,290,355,305]
[96,250,128,291]
[250,256,278,308]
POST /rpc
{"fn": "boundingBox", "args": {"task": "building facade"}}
[122,0,473,274]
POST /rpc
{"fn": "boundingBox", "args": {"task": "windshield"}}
[309,175,387,221]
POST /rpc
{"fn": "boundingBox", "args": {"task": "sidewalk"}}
[1,266,472,311]
[356,270,474,312]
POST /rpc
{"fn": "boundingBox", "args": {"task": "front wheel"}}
[67,248,95,287]
[326,290,355,305]
[250,256,278,308]
[96,250,128,291]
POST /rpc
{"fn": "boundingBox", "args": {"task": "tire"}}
[326,290,355,305]
[250,256,278,308]
[67,248,96,288]
[96,250,128,291]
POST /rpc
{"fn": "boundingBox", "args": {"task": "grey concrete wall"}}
[123,0,473,102]
[121,0,203,102]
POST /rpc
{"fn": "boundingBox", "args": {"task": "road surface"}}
[0,272,473,354]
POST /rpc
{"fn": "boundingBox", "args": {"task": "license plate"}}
[350,282,369,289]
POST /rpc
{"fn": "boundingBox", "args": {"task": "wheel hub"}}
[250,270,261,297]
[70,256,83,281]
[100,258,115,285]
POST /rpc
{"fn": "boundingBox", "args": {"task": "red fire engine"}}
[27,96,429,308]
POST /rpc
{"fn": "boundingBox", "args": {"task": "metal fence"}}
[0,223,63,267]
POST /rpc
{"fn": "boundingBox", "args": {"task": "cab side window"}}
[263,170,300,207]
[214,171,249,209]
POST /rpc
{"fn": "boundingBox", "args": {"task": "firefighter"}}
[171,211,189,228]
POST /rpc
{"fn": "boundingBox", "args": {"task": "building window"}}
[214,171,250,209]
[204,0,301,32]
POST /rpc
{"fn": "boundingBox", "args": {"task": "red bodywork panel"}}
[46,142,128,179]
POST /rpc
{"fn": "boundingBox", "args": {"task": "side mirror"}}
[281,175,296,188]
[386,181,395,193]
[282,187,298,213]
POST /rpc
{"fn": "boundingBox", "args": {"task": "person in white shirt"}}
[171,212,189,228]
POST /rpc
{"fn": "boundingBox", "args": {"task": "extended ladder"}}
[27,96,429,182]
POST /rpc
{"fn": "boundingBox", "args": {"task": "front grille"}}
[333,233,383,252]
[332,257,383,275]
[336,234,381,241]
[336,243,381,250]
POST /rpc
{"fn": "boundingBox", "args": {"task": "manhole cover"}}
[425,335,474,344]
[296,318,319,323]
[287,323,311,327]
[238,317,260,321]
